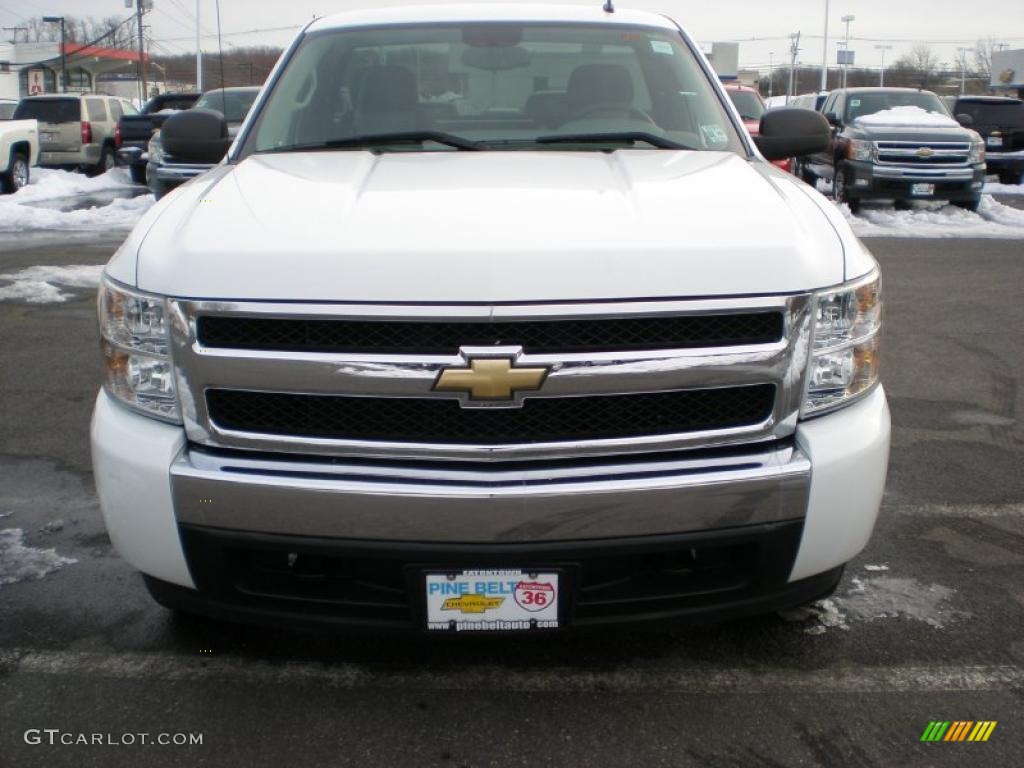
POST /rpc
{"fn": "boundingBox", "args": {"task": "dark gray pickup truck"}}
[116,92,200,184]
[798,87,986,212]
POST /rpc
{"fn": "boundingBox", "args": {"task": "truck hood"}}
[121,150,852,302]
[848,124,977,143]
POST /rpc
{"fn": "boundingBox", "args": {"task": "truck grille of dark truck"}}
[196,312,785,355]
[174,521,804,629]
[205,385,776,444]
[875,141,970,166]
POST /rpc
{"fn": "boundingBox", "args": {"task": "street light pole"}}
[42,16,66,93]
[875,44,892,86]
[841,14,855,89]
[820,0,830,91]
[957,47,970,94]
[196,0,203,92]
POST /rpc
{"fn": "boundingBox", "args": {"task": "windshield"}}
[845,91,948,122]
[0,103,15,120]
[244,22,742,155]
[13,98,80,124]
[196,89,259,123]
[955,101,1024,128]
[727,90,764,121]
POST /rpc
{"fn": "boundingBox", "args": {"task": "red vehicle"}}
[724,83,791,171]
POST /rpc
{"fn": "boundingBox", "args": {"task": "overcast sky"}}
[2,0,1022,72]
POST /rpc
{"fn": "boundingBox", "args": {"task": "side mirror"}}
[955,113,974,127]
[160,108,231,164]
[824,111,842,127]
[754,108,831,161]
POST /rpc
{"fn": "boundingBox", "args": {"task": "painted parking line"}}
[888,503,1024,518]
[1,648,1022,694]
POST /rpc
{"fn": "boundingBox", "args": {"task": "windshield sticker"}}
[850,99,861,108]
[651,40,675,55]
[700,124,729,148]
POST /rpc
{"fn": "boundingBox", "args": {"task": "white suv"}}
[92,4,889,634]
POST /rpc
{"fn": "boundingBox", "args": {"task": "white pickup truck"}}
[92,3,890,633]
[1,116,38,194]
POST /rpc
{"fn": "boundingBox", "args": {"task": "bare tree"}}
[892,45,942,89]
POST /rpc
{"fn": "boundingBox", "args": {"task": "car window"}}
[122,100,139,115]
[245,22,743,155]
[151,96,197,112]
[109,100,123,120]
[727,90,764,121]
[955,101,1024,128]
[0,103,15,120]
[822,93,838,116]
[13,98,81,123]
[86,98,108,122]
[845,91,948,122]
[195,90,260,123]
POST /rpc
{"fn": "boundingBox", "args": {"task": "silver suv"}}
[14,94,138,175]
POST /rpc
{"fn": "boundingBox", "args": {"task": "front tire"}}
[0,152,29,194]
[998,171,1022,186]
[89,145,115,177]
[833,167,861,214]
[129,163,147,185]
[953,197,981,212]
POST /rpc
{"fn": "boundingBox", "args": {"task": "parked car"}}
[147,86,260,199]
[945,95,1024,185]
[0,115,39,193]
[800,87,986,212]
[790,92,830,112]
[13,94,138,176]
[117,92,200,184]
[93,4,888,634]
[723,83,790,170]
[0,99,19,120]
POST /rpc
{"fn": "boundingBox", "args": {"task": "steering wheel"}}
[565,103,657,125]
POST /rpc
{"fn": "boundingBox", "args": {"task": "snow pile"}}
[0,528,77,588]
[0,264,104,303]
[843,195,1024,239]
[984,181,1024,196]
[854,106,959,128]
[0,167,154,232]
[12,167,135,203]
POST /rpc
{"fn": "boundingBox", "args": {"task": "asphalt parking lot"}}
[1,229,1023,767]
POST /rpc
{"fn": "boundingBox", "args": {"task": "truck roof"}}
[308,3,678,33]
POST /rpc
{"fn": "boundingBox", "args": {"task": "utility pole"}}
[135,1,148,104]
[42,17,66,92]
[2,26,27,43]
[841,14,855,89]
[196,0,203,92]
[820,0,830,91]
[875,44,892,86]
[789,32,802,103]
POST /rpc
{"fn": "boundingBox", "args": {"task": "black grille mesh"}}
[196,312,784,355]
[206,385,776,444]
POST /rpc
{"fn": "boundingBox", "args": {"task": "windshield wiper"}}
[534,132,694,150]
[264,131,484,153]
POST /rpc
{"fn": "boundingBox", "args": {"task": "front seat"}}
[564,63,634,121]
[353,65,420,135]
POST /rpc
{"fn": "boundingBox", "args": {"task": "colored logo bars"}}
[920,721,997,742]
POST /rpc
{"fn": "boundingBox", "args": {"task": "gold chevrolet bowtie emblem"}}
[434,358,548,401]
[917,147,935,158]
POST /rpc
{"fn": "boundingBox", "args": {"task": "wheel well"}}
[7,141,30,164]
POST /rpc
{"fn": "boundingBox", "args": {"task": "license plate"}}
[986,136,1003,149]
[40,131,56,142]
[425,569,560,632]
[910,183,935,197]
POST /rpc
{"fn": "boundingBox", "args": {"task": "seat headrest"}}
[357,65,418,113]
[566,64,634,114]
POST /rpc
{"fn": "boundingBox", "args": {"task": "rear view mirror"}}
[955,113,974,127]
[824,112,841,127]
[160,108,231,165]
[754,108,831,161]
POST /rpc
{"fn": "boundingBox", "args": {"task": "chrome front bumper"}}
[171,441,811,542]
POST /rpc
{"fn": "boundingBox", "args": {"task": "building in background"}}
[0,41,148,102]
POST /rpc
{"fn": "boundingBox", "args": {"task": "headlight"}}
[968,140,985,164]
[148,131,163,165]
[98,277,180,423]
[847,139,875,162]
[802,270,882,417]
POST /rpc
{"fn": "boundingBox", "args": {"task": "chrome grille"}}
[170,297,812,461]
[875,140,971,167]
